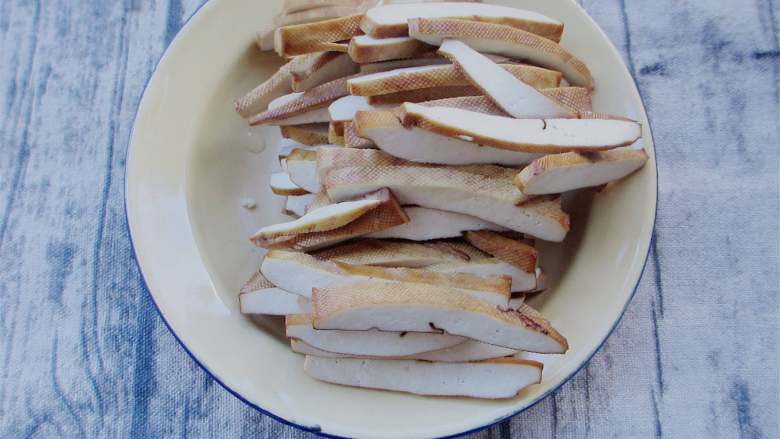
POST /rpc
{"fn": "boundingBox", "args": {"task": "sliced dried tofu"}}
[343,121,375,148]
[399,103,642,154]
[328,95,395,122]
[417,88,592,116]
[304,356,543,398]
[253,199,381,240]
[515,147,649,194]
[361,2,562,41]
[239,272,312,315]
[312,280,568,353]
[355,110,542,165]
[367,206,507,241]
[256,26,276,51]
[261,250,510,305]
[464,231,538,274]
[277,138,317,160]
[428,258,537,292]
[286,148,320,192]
[316,146,406,181]
[287,314,466,356]
[311,238,469,267]
[252,188,409,250]
[367,85,481,104]
[324,163,570,241]
[304,191,333,214]
[284,193,318,217]
[359,53,447,74]
[347,63,560,96]
[291,338,517,364]
[249,77,349,126]
[290,52,359,92]
[270,172,309,196]
[328,122,345,145]
[409,18,592,88]
[275,14,364,57]
[348,35,434,63]
[235,61,294,118]
[438,39,573,118]
[280,123,330,146]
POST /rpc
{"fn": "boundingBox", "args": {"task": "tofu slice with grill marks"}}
[409,18,592,88]
[239,272,311,315]
[324,163,570,241]
[515,147,649,194]
[287,314,467,356]
[361,2,562,41]
[261,250,510,305]
[252,188,409,250]
[399,103,642,154]
[312,280,568,353]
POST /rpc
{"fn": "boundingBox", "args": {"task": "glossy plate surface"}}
[125,1,657,437]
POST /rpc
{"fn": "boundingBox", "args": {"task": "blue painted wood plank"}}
[0,0,777,438]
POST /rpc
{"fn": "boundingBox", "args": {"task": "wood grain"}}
[0,0,777,437]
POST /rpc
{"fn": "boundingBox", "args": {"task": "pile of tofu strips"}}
[236,0,647,399]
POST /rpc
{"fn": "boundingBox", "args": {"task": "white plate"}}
[125,1,657,437]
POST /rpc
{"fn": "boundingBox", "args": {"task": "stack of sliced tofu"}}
[235,0,648,399]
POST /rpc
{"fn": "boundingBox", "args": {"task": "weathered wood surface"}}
[0,0,778,437]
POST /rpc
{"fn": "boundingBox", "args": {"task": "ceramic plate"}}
[125,1,657,437]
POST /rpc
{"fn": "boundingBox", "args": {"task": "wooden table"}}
[0,0,777,437]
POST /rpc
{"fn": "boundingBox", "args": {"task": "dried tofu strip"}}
[418,88,592,116]
[288,314,466,356]
[261,250,510,305]
[286,149,320,192]
[292,338,519,363]
[275,14,365,57]
[253,199,381,240]
[356,110,542,165]
[328,95,395,122]
[347,63,561,96]
[324,164,570,241]
[252,188,408,250]
[239,272,312,315]
[316,146,406,181]
[399,103,642,154]
[343,121,375,148]
[409,18,593,88]
[464,231,538,275]
[311,238,469,267]
[361,2,563,41]
[438,39,573,118]
[284,193,318,217]
[367,85,481,104]
[249,77,349,126]
[312,280,568,353]
[348,35,434,63]
[304,356,543,399]
[428,259,537,292]
[270,172,309,196]
[515,147,649,194]
[304,191,333,214]
[367,206,507,241]
[327,122,345,145]
[290,52,359,92]
[359,53,447,73]
[235,58,297,117]
[280,123,330,146]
